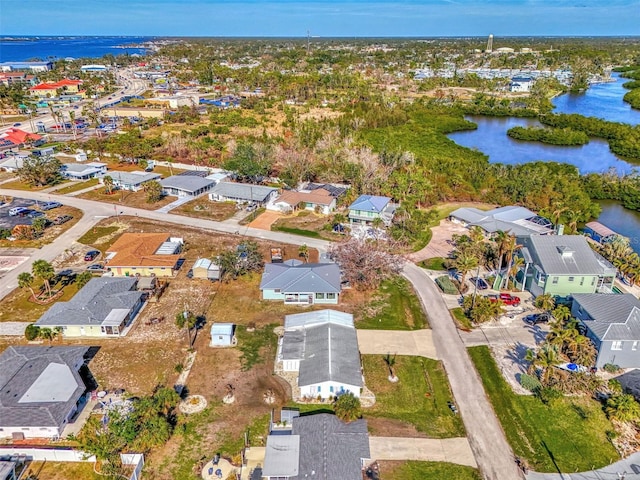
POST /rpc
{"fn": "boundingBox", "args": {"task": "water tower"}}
[486,34,494,53]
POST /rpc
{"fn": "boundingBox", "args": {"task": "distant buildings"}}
[0,61,52,72]
[29,79,83,98]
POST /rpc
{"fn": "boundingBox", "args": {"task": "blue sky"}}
[2,0,639,36]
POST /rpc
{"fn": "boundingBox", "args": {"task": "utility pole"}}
[307,30,310,55]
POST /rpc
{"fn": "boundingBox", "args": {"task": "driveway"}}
[370,436,477,468]
[357,329,438,359]
[407,219,468,262]
[247,210,282,230]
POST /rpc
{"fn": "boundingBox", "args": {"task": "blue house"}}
[348,195,397,226]
[209,323,235,347]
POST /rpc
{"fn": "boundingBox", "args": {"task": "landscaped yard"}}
[468,346,618,472]
[362,355,465,438]
[172,198,237,221]
[54,178,99,194]
[379,461,482,480]
[420,256,449,270]
[356,277,428,330]
[78,187,175,210]
[450,307,473,331]
[0,179,56,191]
[0,279,80,323]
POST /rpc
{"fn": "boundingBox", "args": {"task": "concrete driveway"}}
[357,329,438,359]
[370,436,477,468]
[247,210,282,230]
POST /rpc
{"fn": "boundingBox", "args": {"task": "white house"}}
[61,162,107,180]
[276,310,363,400]
[209,181,278,205]
[102,171,162,192]
[267,189,337,215]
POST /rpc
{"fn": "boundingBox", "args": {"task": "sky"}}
[1,0,639,37]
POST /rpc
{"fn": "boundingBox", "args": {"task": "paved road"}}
[0,188,520,479]
[403,263,524,480]
[370,436,477,468]
[357,329,438,359]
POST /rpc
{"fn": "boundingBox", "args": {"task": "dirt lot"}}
[271,209,346,241]
[172,198,237,221]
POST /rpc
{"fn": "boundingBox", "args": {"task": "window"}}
[327,293,336,300]
[315,293,325,300]
[612,341,624,351]
[568,276,575,282]
[633,341,639,351]
[591,277,596,286]
[552,277,558,285]
[274,289,281,293]
[329,386,334,393]
[317,386,321,393]
[580,277,584,286]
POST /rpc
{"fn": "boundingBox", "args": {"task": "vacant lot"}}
[172,198,237,221]
[271,209,345,241]
[22,461,100,480]
[469,346,618,472]
[78,187,175,210]
[379,461,482,480]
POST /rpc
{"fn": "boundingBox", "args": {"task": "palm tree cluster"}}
[595,236,640,286]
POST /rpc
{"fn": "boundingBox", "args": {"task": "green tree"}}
[18,271,36,299]
[333,392,362,422]
[175,310,197,348]
[75,271,94,289]
[145,180,163,203]
[298,244,309,263]
[606,394,640,423]
[383,353,398,381]
[223,141,272,182]
[31,217,47,236]
[32,259,55,298]
[102,175,115,195]
[38,327,54,344]
[534,294,556,312]
[453,252,478,292]
[24,324,40,341]
[18,155,62,186]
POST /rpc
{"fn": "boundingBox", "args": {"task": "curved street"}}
[0,188,522,479]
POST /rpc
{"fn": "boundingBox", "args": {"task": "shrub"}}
[436,275,458,295]
[603,363,622,374]
[537,387,562,405]
[520,373,542,393]
[0,228,11,239]
[24,324,40,341]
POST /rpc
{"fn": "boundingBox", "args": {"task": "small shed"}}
[584,221,621,244]
[210,323,235,347]
[192,258,222,281]
[137,276,157,291]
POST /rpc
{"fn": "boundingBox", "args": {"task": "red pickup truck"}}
[488,293,521,306]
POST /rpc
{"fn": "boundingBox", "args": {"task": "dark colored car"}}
[524,313,550,325]
[84,250,100,261]
[87,263,105,271]
[52,215,72,225]
[470,277,489,290]
[489,293,521,306]
[27,211,45,219]
[13,123,21,127]
[41,201,62,211]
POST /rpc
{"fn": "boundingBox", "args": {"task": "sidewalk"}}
[526,452,640,479]
[155,196,194,213]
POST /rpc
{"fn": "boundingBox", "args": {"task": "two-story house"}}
[348,194,397,226]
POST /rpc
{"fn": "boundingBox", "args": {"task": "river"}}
[447,72,640,250]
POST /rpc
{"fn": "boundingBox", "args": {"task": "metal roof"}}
[573,293,640,341]
[262,435,300,477]
[450,205,551,235]
[520,235,616,276]
[35,277,142,328]
[349,194,391,213]
[285,309,353,329]
[210,323,234,335]
[109,170,161,185]
[210,182,277,202]
[0,346,89,429]
[160,175,216,193]
[260,263,341,294]
[585,221,618,238]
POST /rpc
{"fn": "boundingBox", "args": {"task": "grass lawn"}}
[468,346,619,472]
[419,257,449,270]
[78,187,175,210]
[357,277,428,330]
[450,307,473,331]
[362,355,465,438]
[0,280,80,323]
[172,199,237,221]
[54,178,99,194]
[380,461,482,480]
[23,461,100,480]
[0,179,52,191]
[270,210,341,241]
[77,224,121,246]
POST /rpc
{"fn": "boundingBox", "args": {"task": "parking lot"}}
[0,197,36,229]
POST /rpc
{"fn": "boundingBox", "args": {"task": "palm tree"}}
[383,353,398,381]
[501,234,521,289]
[39,327,54,344]
[534,293,555,312]
[32,259,55,298]
[570,335,597,366]
[552,305,572,323]
[532,344,562,385]
[507,256,524,290]
[298,244,309,263]
[605,393,640,422]
[102,175,115,195]
[333,392,362,422]
[453,253,478,292]
[18,272,36,299]
[492,230,510,273]
[175,310,197,348]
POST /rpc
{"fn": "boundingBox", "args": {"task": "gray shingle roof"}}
[35,277,142,327]
[294,414,369,480]
[160,175,215,193]
[520,235,616,276]
[209,182,277,202]
[109,171,161,186]
[280,311,362,387]
[260,263,341,294]
[0,346,89,429]
[573,293,640,341]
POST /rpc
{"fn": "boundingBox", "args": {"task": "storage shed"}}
[210,323,235,347]
[192,258,221,281]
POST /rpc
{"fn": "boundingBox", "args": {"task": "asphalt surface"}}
[0,188,522,479]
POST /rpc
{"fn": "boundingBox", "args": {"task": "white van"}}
[8,207,27,216]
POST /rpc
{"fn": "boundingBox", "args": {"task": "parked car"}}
[8,207,28,216]
[40,201,62,211]
[84,250,100,261]
[470,277,489,290]
[87,263,105,271]
[52,215,72,225]
[18,209,35,217]
[246,203,257,212]
[13,123,21,127]
[488,293,521,306]
[27,211,45,219]
[524,313,550,325]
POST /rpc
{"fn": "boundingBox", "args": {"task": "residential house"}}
[348,194,397,225]
[160,174,216,197]
[268,189,337,215]
[0,346,91,439]
[106,233,183,277]
[584,221,622,245]
[209,181,278,205]
[101,171,161,192]
[510,76,534,92]
[262,410,370,480]
[260,259,341,305]
[516,235,616,297]
[572,293,640,369]
[276,310,363,399]
[61,162,107,180]
[35,277,145,337]
[0,72,37,87]
[0,128,42,149]
[450,205,553,236]
[209,323,235,347]
[29,79,83,98]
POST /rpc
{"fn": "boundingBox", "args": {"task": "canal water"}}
[447,71,640,249]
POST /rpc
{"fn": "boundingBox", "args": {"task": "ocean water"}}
[0,36,151,62]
